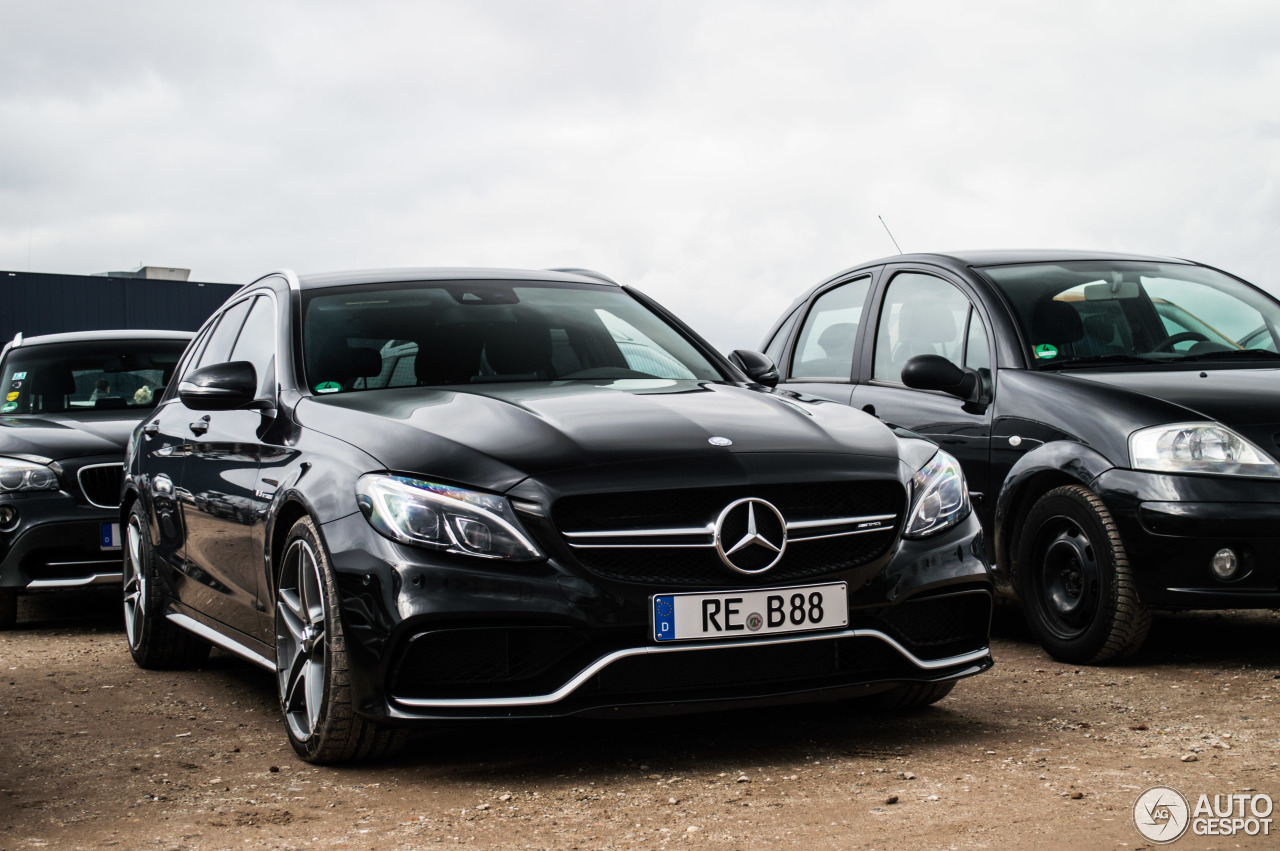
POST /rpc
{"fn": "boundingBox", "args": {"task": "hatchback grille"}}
[77,464,124,509]
[554,481,904,587]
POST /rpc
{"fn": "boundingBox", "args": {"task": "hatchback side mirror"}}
[729,350,780,388]
[901,354,978,400]
[178,361,260,411]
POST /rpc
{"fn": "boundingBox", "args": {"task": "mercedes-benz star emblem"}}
[713,497,787,574]
[708,436,733,446]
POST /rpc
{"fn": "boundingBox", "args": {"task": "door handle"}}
[189,416,210,436]
[142,422,159,436]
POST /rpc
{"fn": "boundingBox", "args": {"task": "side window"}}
[872,273,972,382]
[229,296,276,397]
[790,277,871,380]
[965,308,993,396]
[170,323,215,393]
[763,305,802,368]
[195,298,252,370]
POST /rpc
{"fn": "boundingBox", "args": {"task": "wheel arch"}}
[267,494,314,592]
[993,441,1115,594]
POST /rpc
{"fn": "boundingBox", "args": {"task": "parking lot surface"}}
[2,591,1277,849]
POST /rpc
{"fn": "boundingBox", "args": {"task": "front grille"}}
[554,481,904,586]
[590,635,909,697]
[77,464,124,509]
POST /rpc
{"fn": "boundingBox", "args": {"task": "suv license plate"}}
[653,582,848,642]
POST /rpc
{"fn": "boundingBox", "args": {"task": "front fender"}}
[993,441,1115,592]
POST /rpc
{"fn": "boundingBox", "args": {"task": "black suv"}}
[760,250,1280,664]
[122,267,992,763]
[0,329,192,628]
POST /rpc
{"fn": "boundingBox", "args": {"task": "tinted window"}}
[762,305,801,367]
[790,278,870,380]
[229,296,277,397]
[873,274,971,382]
[301,281,724,394]
[196,298,253,370]
[0,340,188,414]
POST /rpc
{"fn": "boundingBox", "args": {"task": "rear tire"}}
[275,516,406,764]
[1015,484,1150,664]
[123,501,211,669]
[0,587,16,630]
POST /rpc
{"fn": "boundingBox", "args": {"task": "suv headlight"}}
[355,474,544,561]
[904,450,971,538]
[1129,423,1280,478]
[0,458,59,493]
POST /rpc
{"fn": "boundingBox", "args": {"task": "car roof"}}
[836,248,1190,274]
[13,329,194,348]
[294,267,621,290]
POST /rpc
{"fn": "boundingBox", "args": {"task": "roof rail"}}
[546,267,620,285]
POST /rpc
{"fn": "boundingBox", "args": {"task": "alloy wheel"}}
[123,515,147,648]
[276,537,328,742]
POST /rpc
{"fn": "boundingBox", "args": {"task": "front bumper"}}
[317,509,993,724]
[0,492,122,591]
[1095,468,1280,608]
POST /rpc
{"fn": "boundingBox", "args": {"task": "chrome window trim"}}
[393,628,989,709]
[77,462,125,509]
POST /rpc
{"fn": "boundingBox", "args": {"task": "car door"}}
[176,294,279,639]
[851,269,996,529]
[775,274,874,405]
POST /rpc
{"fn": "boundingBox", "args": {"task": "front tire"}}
[1016,484,1151,664]
[123,500,211,669]
[275,516,404,764]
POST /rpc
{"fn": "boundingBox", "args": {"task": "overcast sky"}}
[1,1,1278,351]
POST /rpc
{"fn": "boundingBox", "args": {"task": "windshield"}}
[0,339,188,414]
[981,261,1280,367]
[301,280,724,394]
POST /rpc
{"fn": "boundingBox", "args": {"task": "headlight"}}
[904,450,971,538]
[1129,423,1280,478]
[355,474,544,561]
[0,457,59,493]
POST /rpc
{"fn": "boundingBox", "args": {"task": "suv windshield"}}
[301,280,724,394]
[1,339,187,414]
[982,261,1280,368]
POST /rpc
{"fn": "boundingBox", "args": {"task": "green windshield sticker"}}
[1034,344,1058,359]
[314,381,342,394]
[1,402,17,413]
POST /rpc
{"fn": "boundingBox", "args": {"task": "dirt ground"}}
[1,590,1278,851]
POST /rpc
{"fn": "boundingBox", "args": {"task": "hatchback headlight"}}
[904,450,971,538]
[0,457,59,493]
[1129,423,1280,478]
[356,474,544,561]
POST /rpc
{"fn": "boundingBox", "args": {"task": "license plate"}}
[100,522,121,550]
[652,582,848,642]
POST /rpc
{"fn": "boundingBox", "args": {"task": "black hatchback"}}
[759,250,1280,664]
[122,267,993,763]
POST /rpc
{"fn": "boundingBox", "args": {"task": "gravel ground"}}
[1,590,1278,850]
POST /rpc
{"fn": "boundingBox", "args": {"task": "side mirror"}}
[729,349,780,388]
[178,361,259,411]
[901,354,978,400]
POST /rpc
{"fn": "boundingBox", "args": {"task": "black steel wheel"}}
[275,516,405,764]
[1016,484,1150,664]
[123,500,210,669]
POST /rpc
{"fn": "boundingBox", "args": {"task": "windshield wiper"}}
[1172,348,1280,363]
[1039,354,1167,370]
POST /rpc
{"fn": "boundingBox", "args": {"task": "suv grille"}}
[554,481,904,587]
[77,464,124,509]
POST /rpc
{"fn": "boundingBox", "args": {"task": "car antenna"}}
[878,215,904,254]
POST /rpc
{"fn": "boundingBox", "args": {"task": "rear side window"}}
[790,278,870,380]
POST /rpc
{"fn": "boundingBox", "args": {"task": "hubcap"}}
[1036,518,1100,636]
[123,516,146,648]
[276,538,327,742]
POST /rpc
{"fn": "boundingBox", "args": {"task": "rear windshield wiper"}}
[1038,354,1167,370]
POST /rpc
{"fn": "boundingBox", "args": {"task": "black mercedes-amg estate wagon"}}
[122,267,992,763]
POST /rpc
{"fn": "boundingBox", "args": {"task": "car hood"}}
[0,411,143,464]
[296,380,901,491]
[1072,368,1280,426]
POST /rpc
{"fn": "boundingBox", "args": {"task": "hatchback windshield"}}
[0,340,187,414]
[982,261,1280,367]
[301,280,724,394]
